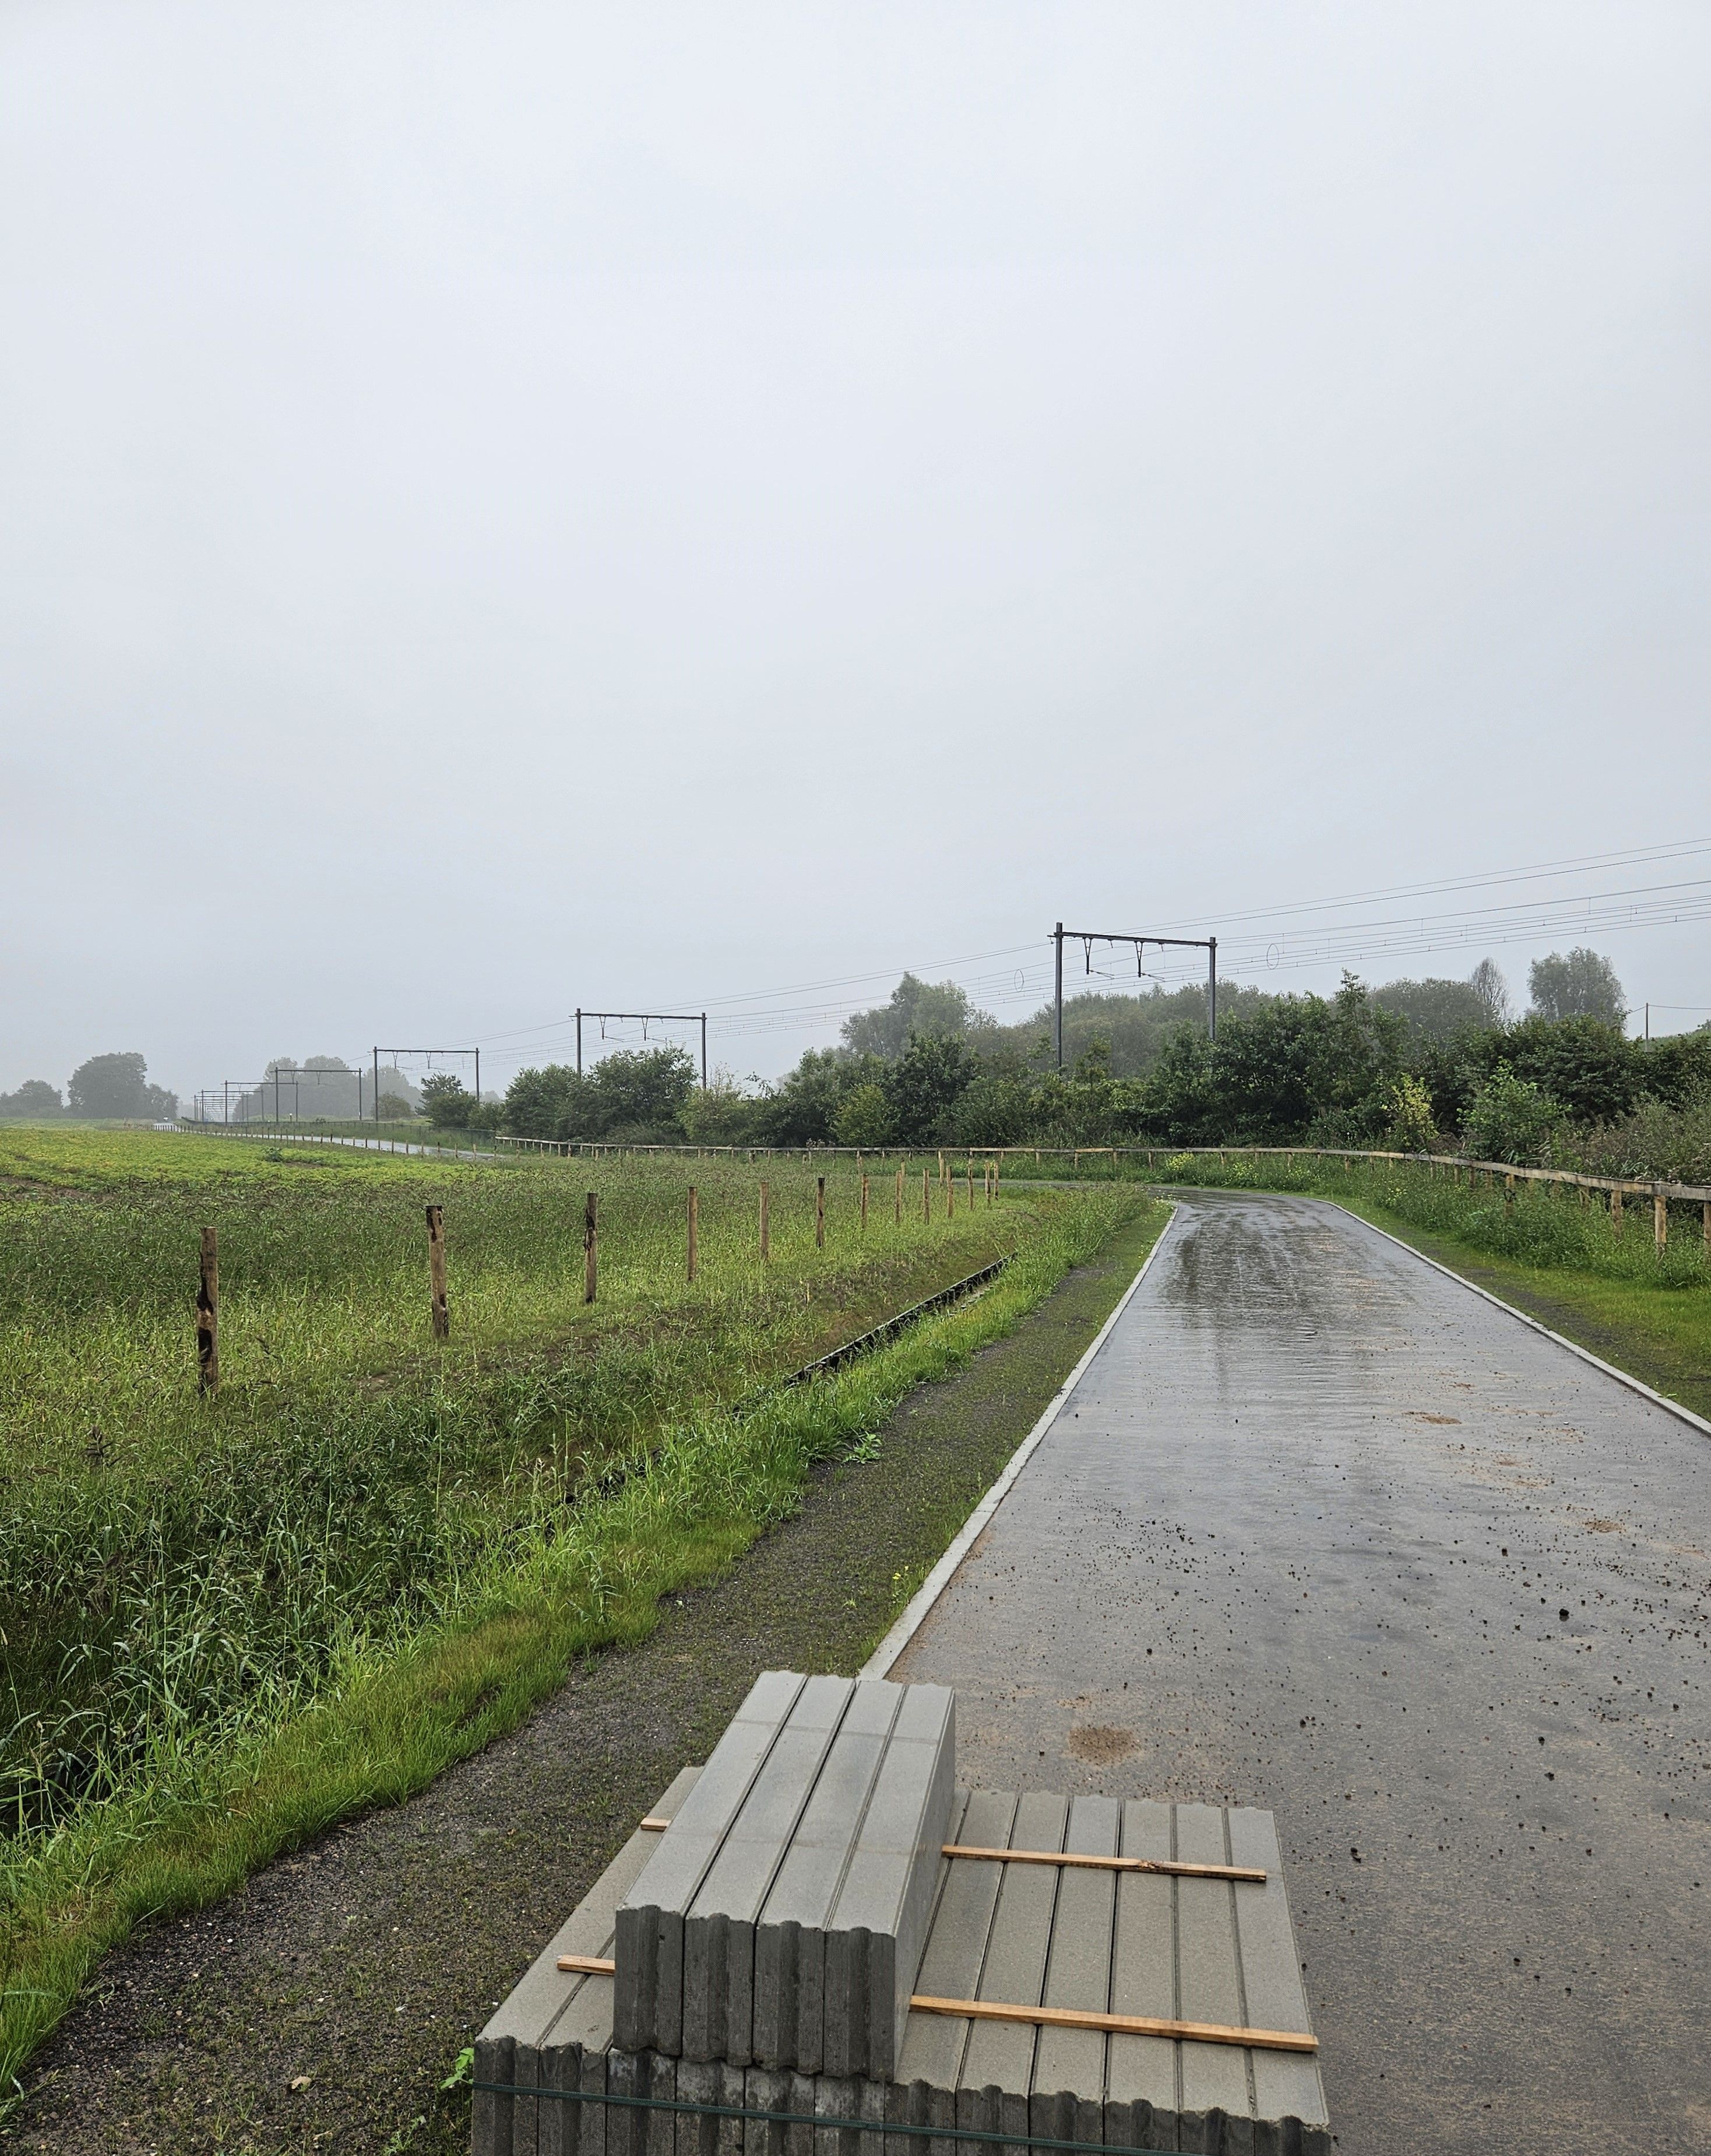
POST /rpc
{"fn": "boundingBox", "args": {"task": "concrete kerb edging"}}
[1323,1198,1711,1442]
[858,1204,1181,1680]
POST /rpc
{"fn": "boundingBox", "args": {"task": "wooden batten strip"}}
[637,1819,1263,1884]
[555,1957,1318,2051]
[941,1841,1266,1884]
[907,1994,1317,2054]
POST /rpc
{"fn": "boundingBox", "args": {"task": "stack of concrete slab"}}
[615,1671,955,2081]
[474,1674,1328,2156]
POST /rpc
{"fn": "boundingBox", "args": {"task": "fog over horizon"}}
[4,3,1709,1107]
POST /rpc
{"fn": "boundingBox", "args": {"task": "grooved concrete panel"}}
[754,1681,905,2073]
[1104,1799,1175,2152]
[616,1672,807,2055]
[821,1681,956,2080]
[683,1674,856,2066]
[619,1673,953,2080]
[479,1776,1328,2156]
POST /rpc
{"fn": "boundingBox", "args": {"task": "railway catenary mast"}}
[1051,921,1217,1070]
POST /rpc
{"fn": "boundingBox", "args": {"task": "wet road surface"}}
[890,1192,1711,2155]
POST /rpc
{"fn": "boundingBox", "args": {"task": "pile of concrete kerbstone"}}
[473,1672,1328,2156]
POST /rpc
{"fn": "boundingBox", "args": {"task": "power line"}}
[1143,836,1711,936]
[454,838,1711,1070]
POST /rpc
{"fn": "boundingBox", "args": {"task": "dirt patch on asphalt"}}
[1064,1724,1136,1766]
[11,1208,1163,2156]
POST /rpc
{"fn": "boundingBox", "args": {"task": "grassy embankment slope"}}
[0,1128,1155,2094]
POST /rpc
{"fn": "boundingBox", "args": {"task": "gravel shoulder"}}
[11,1208,1163,2156]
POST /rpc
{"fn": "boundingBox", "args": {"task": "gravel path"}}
[890,1190,1711,2156]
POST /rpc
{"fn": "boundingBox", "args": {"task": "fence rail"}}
[1135,1144,1711,1207]
[175,1122,1711,1207]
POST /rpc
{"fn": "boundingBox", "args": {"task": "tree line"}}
[463,947,1709,1176]
[0,1054,177,1122]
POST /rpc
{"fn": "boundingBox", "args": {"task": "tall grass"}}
[1144,1149,1711,1288]
[0,1128,1145,2092]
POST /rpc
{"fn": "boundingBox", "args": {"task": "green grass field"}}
[0,1126,1151,2094]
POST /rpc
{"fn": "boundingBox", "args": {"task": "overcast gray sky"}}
[4,1,1709,1102]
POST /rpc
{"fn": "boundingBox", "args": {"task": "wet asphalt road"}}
[890,1192,1711,2156]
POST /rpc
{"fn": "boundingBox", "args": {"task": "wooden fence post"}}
[816,1175,826,1249]
[1654,1185,1668,1252]
[1504,1174,1515,1213]
[1703,1199,1710,1256]
[583,1191,598,1302]
[966,1158,974,1210]
[923,1167,931,1222]
[196,1225,219,1395]
[688,1185,699,1281]
[759,1179,770,1262]
[1610,1186,1623,1233]
[426,1204,449,1338]
[861,1173,869,1231]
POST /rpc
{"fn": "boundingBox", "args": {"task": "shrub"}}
[948,1073,1038,1146]
[755,1049,859,1147]
[502,1065,588,1140]
[0,1079,65,1119]
[678,1070,763,1147]
[1568,1093,1711,1183]
[420,1075,478,1129]
[882,1035,978,1146]
[1461,1063,1567,1166]
[832,1083,896,1148]
[1383,1074,1438,1151]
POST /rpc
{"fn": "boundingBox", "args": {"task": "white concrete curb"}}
[1328,1199,1711,1441]
[860,1205,1180,1679]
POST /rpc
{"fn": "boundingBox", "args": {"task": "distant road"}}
[181,1127,502,1164]
[890,1189,1711,2156]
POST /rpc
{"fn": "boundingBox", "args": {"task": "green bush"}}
[882,1035,979,1145]
[1383,1073,1438,1151]
[679,1070,765,1147]
[832,1082,895,1147]
[1568,1092,1711,1183]
[1460,1062,1568,1166]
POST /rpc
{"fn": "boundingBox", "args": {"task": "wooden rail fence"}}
[176,1121,1710,1248]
